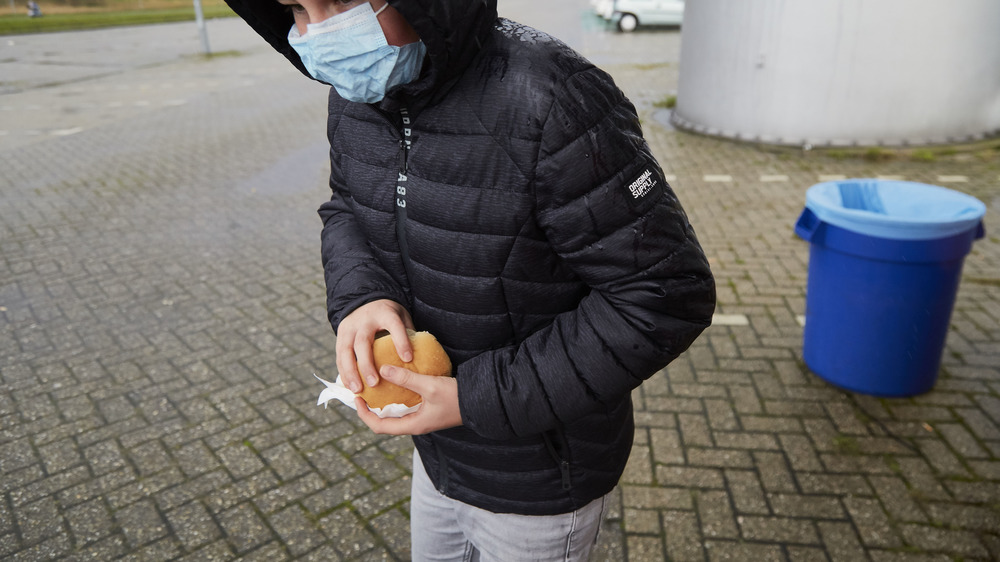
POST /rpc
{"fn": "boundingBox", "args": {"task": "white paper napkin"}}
[314,373,421,418]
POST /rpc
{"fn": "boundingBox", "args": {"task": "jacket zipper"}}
[542,430,572,491]
[395,107,412,271]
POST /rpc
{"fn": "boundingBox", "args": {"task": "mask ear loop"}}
[373,2,389,17]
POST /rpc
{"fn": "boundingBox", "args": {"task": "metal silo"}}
[672,0,1000,147]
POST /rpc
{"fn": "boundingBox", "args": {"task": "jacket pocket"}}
[432,435,450,495]
[542,428,572,491]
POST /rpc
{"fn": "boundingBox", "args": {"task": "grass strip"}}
[0,6,235,35]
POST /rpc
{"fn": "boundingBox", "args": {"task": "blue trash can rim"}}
[805,179,986,241]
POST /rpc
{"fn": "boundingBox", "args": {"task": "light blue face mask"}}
[288,2,426,103]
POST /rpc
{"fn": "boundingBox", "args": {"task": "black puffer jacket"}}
[226,0,716,515]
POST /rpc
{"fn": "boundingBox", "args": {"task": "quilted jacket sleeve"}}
[457,66,716,440]
[318,192,408,331]
[317,109,408,331]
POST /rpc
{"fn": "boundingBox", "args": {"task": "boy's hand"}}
[355,365,463,435]
[335,299,414,394]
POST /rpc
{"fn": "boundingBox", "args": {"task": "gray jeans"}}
[410,450,609,562]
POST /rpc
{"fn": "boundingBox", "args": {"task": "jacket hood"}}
[224,0,499,109]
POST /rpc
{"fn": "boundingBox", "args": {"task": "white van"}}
[608,0,684,32]
[592,0,616,20]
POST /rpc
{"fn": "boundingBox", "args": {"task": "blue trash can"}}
[795,179,986,397]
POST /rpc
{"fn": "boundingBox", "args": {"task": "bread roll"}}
[358,330,452,409]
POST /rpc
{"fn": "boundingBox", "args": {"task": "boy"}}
[224,0,715,558]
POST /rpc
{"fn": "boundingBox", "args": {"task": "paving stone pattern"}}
[2,11,999,562]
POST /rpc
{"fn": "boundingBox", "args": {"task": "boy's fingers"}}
[354,337,379,387]
[388,325,414,363]
[379,365,423,393]
[342,371,362,394]
[355,398,387,431]
[354,395,418,435]
[336,339,362,393]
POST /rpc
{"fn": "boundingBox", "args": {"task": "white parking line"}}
[712,314,749,326]
[937,175,968,183]
[52,127,84,136]
[704,174,733,182]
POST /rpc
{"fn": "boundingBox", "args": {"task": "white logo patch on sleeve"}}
[623,166,665,209]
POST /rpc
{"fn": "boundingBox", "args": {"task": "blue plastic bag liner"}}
[805,179,986,240]
[794,208,985,263]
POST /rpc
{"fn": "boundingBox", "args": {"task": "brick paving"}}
[2,5,999,561]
